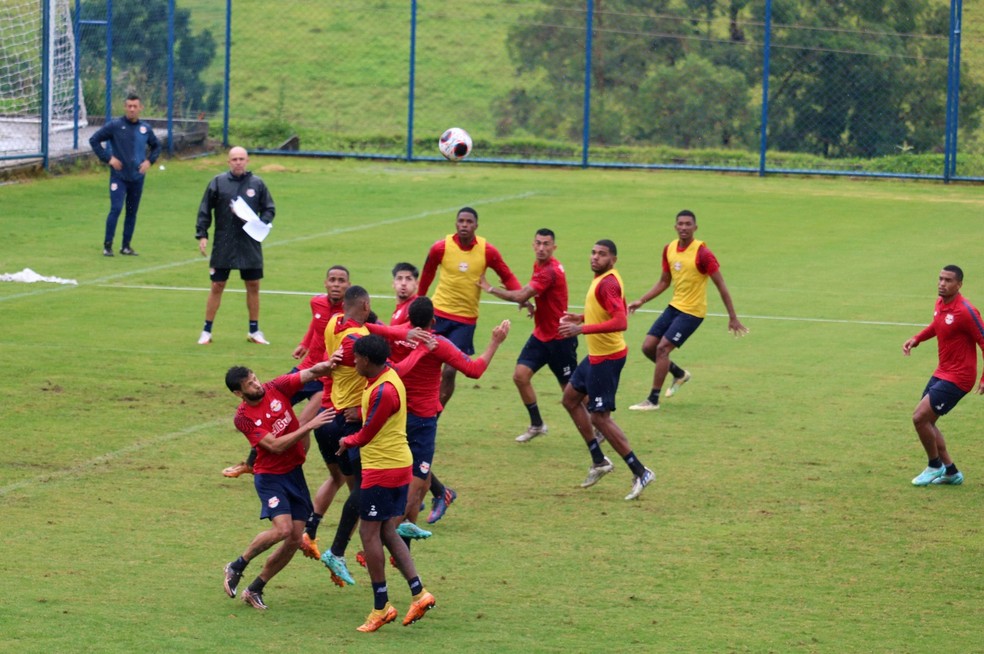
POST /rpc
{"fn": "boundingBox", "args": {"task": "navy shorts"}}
[210,267,263,282]
[406,412,438,480]
[313,411,360,476]
[647,305,704,348]
[433,316,476,355]
[568,355,626,413]
[360,483,409,522]
[922,376,968,416]
[253,466,313,521]
[516,334,578,387]
[287,366,324,405]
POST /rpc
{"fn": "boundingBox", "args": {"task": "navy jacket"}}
[89,116,161,182]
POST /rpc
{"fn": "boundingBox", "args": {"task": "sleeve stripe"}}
[962,300,984,339]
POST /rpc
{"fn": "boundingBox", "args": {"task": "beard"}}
[241,388,265,402]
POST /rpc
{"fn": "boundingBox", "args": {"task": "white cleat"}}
[665,370,691,398]
[515,424,548,443]
[247,330,270,345]
[197,330,213,345]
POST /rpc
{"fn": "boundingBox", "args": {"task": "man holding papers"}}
[195,146,277,345]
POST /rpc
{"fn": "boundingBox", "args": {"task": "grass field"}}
[2,157,984,653]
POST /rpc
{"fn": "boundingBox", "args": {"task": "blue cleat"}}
[320,550,355,585]
[931,471,964,485]
[396,521,432,540]
[912,465,946,486]
[427,488,457,524]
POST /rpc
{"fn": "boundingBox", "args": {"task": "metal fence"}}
[3,0,980,182]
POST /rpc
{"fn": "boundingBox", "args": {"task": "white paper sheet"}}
[231,196,272,242]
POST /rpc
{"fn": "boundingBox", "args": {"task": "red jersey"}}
[298,295,344,370]
[390,294,418,327]
[912,293,984,392]
[233,373,305,475]
[529,257,569,341]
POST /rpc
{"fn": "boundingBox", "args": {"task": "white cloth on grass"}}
[0,268,78,285]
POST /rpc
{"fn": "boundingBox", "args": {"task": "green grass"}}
[2,158,984,652]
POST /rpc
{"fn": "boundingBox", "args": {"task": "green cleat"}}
[396,521,433,540]
[912,465,945,486]
[320,550,356,585]
[931,471,964,485]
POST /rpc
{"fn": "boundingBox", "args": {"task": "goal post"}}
[0,0,87,160]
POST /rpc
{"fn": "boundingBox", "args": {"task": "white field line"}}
[0,192,537,304]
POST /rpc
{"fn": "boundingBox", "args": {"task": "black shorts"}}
[433,316,476,355]
[922,376,968,416]
[568,355,626,413]
[516,334,578,387]
[210,267,263,282]
[360,483,409,522]
[647,305,704,348]
[253,466,312,521]
[313,411,361,476]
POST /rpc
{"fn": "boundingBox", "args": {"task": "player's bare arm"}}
[629,272,672,313]
[709,271,749,336]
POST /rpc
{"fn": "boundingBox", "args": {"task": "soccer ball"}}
[439,127,472,161]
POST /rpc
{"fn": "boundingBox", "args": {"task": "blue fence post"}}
[104,0,112,124]
[758,0,773,177]
[406,0,417,161]
[41,0,51,169]
[580,0,594,168]
[222,0,231,147]
[166,0,175,156]
[943,0,956,182]
[73,0,80,149]
[949,0,963,180]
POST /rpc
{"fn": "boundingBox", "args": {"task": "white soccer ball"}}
[439,127,472,161]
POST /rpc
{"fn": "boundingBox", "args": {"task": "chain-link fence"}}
[3,0,981,181]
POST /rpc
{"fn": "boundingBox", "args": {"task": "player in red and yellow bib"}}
[628,210,748,411]
[417,207,521,406]
[558,240,655,501]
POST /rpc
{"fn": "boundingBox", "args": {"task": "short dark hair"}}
[225,366,251,393]
[944,264,964,281]
[458,206,478,221]
[125,93,141,102]
[392,262,419,279]
[354,334,390,365]
[676,209,697,224]
[344,285,369,304]
[327,265,350,278]
[595,239,617,255]
[408,296,434,328]
[535,228,555,240]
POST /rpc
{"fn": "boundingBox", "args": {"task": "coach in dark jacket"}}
[89,93,161,256]
[194,146,276,346]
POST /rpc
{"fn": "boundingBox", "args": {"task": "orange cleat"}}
[402,590,436,626]
[222,461,253,478]
[299,533,321,560]
[356,603,398,632]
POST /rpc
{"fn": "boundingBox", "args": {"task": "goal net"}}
[0,0,87,157]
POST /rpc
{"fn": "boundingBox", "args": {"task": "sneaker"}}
[396,521,432,540]
[247,330,270,345]
[628,399,660,411]
[198,330,213,345]
[665,370,691,398]
[119,246,138,256]
[580,457,614,488]
[515,424,548,443]
[102,246,114,257]
[931,470,965,485]
[241,588,267,610]
[223,562,242,598]
[356,603,398,632]
[402,590,436,626]
[625,467,656,500]
[427,487,457,524]
[299,533,321,559]
[320,550,356,585]
[221,461,251,477]
[912,465,946,486]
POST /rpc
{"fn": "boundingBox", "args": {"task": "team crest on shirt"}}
[246,188,256,198]
[315,312,322,319]
[458,262,469,272]
[945,314,954,325]
[139,125,147,134]
[110,182,118,191]
[255,419,262,426]
[673,261,683,271]
[270,399,283,412]
[268,496,280,509]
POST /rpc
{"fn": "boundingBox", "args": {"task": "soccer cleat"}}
[356,603,398,632]
[665,370,691,398]
[628,399,660,411]
[223,562,242,598]
[247,330,270,345]
[396,521,432,540]
[427,487,457,524]
[198,330,213,345]
[515,423,548,443]
[355,551,397,570]
[222,461,251,477]
[119,246,138,256]
[931,471,965,485]
[912,465,946,486]
[321,550,356,585]
[241,588,267,610]
[299,533,321,559]
[402,590,436,626]
[580,457,614,488]
[102,246,114,257]
[625,467,656,500]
